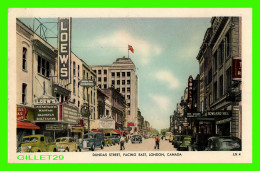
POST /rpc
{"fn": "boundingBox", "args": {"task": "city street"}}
[82,138,177,152]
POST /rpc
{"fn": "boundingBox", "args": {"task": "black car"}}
[191,133,209,151]
[80,132,105,151]
[205,136,241,151]
[131,135,142,143]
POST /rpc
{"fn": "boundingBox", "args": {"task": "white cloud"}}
[149,94,171,112]
[89,30,162,64]
[155,70,180,89]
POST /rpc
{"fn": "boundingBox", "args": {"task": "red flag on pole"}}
[128,45,134,53]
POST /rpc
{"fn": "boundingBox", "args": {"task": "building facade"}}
[102,88,126,131]
[196,17,242,138]
[91,57,138,133]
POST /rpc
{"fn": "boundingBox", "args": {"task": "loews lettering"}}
[58,18,71,81]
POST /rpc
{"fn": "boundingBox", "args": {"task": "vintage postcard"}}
[8,8,252,163]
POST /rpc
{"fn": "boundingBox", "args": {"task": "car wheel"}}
[101,143,104,149]
[91,145,95,151]
[76,147,81,152]
[53,148,57,152]
[65,148,69,152]
[37,150,41,152]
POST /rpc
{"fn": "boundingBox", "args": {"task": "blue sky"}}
[20,17,211,130]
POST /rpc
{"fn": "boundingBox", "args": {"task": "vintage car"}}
[104,136,113,146]
[111,134,120,145]
[205,136,241,151]
[178,135,192,151]
[55,137,81,152]
[172,135,183,148]
[131,135,142,144]
[80,132,105,151]
[21,135,57,152]
[191,133,209,151]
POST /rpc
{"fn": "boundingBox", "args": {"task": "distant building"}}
[91,57,138,133]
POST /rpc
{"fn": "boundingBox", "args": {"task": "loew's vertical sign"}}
[58,18,71,84]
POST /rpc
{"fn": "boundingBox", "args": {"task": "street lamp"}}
[79,79,96,133]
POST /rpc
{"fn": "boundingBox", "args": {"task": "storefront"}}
[16,106,39,149]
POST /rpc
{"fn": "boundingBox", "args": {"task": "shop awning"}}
[17,122,40,129]
[123,131,130,135]
[113,130,123,135]
[103,130,118,134]
[128,122,134,126]
[91,129,101,132]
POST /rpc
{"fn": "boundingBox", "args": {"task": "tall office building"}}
[91,57,138,133]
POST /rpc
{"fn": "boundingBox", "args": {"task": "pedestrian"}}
[120,135,125,150]
[155,135,160,149]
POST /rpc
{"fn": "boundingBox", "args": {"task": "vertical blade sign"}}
[58,18,71,84]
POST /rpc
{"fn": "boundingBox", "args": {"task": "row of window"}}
[73,62,80,78]
[212,67,232,102]
[94,70,131,77]
[97,77,131,85]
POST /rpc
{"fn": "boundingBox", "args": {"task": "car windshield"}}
[218,140,241,150]
[112,134,119,138]
[184,137,191,141]
[22,137,38,143]
[56,138,68,142]
[84,134,94,139]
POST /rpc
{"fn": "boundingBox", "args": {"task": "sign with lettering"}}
[79,80,96,88]
[99,118,115,129]
[188,76,193,112]
[187,112,201,118]
[62,104,79,124]
[206,111,231,117]
[17,107,28,121]
[34,105,58,121]
[58,18,71,84]
[46,124,65,130]
[232,58,242,81]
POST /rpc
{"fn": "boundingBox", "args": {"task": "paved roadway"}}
[83,138,177,152]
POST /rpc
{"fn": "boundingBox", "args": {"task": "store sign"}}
[62,104,78,124]
[232,58,242,81]
[187,112,201,118]
[99,118,115,129]
[79,80,96,88]
[35,105,58,121]
[17,107,28,121]
[58,18,71,83]
[207,111,231,117]
[188,76,193,112]
[46,124,64,130]
[36,98,58,104]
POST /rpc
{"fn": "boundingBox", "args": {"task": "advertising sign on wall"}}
[62,104,79,124]
[34,105,58,121]
[58,17,71,84]
[188,76,193,112]
[17,107,28,121]
[232,58,242,81]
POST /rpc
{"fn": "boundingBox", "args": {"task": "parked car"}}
[111,134,120,145]
[205,136,241,151]
[104,136,113,146]
[20,135,57,152]
[178,135,192,151]
[55,137,81,152]
[172,135,183,148]
[80,132,105,151]
[191,133,209,151]
[131,135,142,144]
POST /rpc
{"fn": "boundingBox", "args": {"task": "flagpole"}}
[128,45,129,58]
